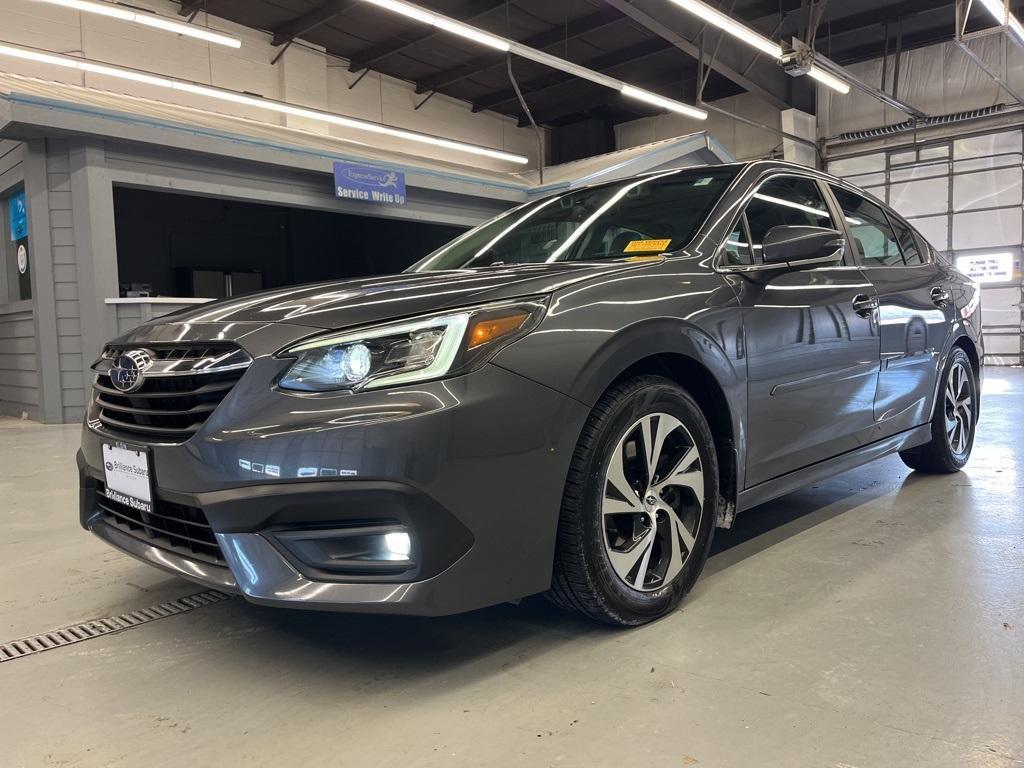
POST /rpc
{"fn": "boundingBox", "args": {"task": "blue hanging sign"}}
[8,190,27,241]
[333,162,406,206]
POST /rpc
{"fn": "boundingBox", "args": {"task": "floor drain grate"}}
[0,589,232,663]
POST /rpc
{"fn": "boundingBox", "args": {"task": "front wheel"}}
[899,347,978,473]
[548,377,718,626]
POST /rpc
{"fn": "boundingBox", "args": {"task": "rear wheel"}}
[548,377,718,626]
[899,347,977,473]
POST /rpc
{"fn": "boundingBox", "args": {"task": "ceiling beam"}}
[473,38,677,113]
[827,22,953,63]
[347,0,507,72]
[599,0,810,111]
[270,0,358,46]
[414,7,623,94]
[812,0,942,41]
[177,0,205,17]
[522,88,651,126]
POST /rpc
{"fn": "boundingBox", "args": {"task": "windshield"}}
[408,166,738,272]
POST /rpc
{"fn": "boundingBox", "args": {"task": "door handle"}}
[930,285,951,305]
[852,294,878,317]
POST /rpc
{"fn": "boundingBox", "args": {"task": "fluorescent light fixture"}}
[433,17,510,50]
[663,0,853,95]
[79,60,173,86]
[362,0,508,48]
[976,0,1024,43]
[620,84,708,120]
[31,0,242,48]
[363,0,435,25]
[359,0,706,119]
[807,65,851,94]
[0,42,528,164]
[0,41,78,68]
[666,0,782,58]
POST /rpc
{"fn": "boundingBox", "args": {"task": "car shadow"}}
[194,462,926,690]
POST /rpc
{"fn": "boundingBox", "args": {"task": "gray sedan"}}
[79,160,982,625]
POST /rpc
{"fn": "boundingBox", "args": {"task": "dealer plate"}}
[101,443,153,513]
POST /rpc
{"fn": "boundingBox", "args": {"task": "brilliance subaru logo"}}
[110,349,153,393]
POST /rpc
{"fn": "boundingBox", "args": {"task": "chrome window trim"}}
[716,251,846,274]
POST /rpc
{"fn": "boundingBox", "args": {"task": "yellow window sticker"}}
[623,238,672,253]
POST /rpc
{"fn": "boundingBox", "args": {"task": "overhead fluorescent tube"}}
[975,0,1024,43]
[0,42,528,164]
[619,85,707,119]
[666,0,782,58]
[360,0,706,120]
[663,0,852,94]
[807,65,850,94]
[30,0,242,48]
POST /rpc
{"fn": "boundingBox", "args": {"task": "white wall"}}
[615,91,788,161]
[0,0,542,171]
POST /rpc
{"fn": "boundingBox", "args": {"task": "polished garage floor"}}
[2,369,1021,768]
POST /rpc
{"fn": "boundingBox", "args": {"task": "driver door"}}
[728,175,881,488]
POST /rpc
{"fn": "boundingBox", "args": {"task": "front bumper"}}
[80,362,589,615]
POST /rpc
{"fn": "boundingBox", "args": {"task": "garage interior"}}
[113,187,465,297]
[1,0,1022,765]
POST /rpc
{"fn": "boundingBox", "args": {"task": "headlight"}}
[277,298,546,392]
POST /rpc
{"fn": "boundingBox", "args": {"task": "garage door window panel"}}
[952,208,1023,250]
[953,166,1022,212]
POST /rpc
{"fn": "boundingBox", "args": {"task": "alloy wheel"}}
[944,360,973,456]
[602,413,705,592]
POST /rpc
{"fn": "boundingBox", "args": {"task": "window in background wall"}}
[2,187,31,303]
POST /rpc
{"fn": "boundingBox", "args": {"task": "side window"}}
[744,176,836,262]
[723,214,752,265]
[888,215,926,266]
[831,186,903,266]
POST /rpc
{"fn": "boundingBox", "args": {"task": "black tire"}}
[899,347,977,473]
[548,376,718,626]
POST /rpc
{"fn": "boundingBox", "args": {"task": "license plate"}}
[101,443,153,513]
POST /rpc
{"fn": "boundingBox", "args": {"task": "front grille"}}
[95,482,224,565]
[92,344,250,442]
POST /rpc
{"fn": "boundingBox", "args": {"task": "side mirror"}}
[761,225,845,269]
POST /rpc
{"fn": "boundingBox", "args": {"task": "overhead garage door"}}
[827,127,1024,366]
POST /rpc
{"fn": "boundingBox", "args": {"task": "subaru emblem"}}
[110,349,153,393]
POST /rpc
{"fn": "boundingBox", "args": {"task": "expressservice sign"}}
[333,162,406,206]
[8,189,27,241]
[955,252,1016,284]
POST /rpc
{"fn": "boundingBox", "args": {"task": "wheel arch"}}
[595,347,742,528]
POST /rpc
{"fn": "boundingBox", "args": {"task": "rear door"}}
[730,174,881,487]
[828,186,955,434]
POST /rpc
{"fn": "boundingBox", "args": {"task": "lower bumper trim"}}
[88,518,238,592]
[216,532,445,614]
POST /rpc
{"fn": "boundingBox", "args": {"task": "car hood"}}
[142,261,655,331]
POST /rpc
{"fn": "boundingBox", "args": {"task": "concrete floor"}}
[1,370,1022,768]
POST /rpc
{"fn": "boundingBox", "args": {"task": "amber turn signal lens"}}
[467,311,530,349]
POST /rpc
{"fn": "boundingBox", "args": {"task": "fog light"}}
[383,531,412,560]
[272,524,415,575]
